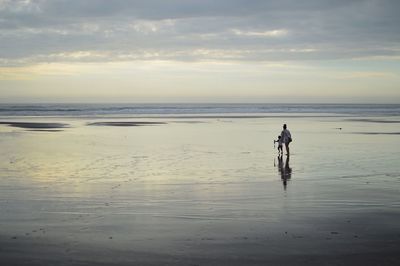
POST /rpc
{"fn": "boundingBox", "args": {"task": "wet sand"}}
[352,132,400,135]
[0,116,400,265]
[88,121,167,127]
[345,118,400,123]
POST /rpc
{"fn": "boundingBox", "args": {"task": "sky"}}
[0,0,399,103]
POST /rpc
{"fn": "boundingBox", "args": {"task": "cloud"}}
[231,29,288,37]
[0,0,400,66]
[339,71,397,79]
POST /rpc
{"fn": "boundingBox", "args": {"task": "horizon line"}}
[0,102,399,105]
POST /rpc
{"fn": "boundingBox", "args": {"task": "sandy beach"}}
[1,115,400,265]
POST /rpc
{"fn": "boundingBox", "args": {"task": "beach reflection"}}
[276,155,292,190]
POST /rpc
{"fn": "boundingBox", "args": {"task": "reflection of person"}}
[277,155,292,190]
[281,124,292,155]
[274,135,283,154]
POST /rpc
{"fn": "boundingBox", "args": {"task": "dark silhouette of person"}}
[281,124,292,155]
[276,155,292,190]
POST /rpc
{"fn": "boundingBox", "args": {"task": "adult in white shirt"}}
[281,124,292,155]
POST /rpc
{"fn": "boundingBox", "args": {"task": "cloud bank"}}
[1,0,400,66]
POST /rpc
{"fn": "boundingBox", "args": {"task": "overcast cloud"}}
[1,0,400,66]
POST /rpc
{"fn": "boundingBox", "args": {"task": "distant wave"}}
[0,103,399,117]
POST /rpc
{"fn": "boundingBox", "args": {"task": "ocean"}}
[0,103,400,117]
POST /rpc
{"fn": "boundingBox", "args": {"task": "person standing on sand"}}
[274,135,283,154]
[281,124,292,155]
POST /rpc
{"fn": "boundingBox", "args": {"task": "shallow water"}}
[0,114,399,265]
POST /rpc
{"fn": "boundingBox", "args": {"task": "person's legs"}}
[285,143,290,155]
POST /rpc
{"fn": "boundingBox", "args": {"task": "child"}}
[274,135,283,154]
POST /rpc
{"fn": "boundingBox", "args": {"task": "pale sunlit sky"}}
[0,0,399,103]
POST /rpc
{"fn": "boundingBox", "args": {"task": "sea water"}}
[0,103,400,117]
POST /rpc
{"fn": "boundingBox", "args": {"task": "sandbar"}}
[0,122,69,129]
